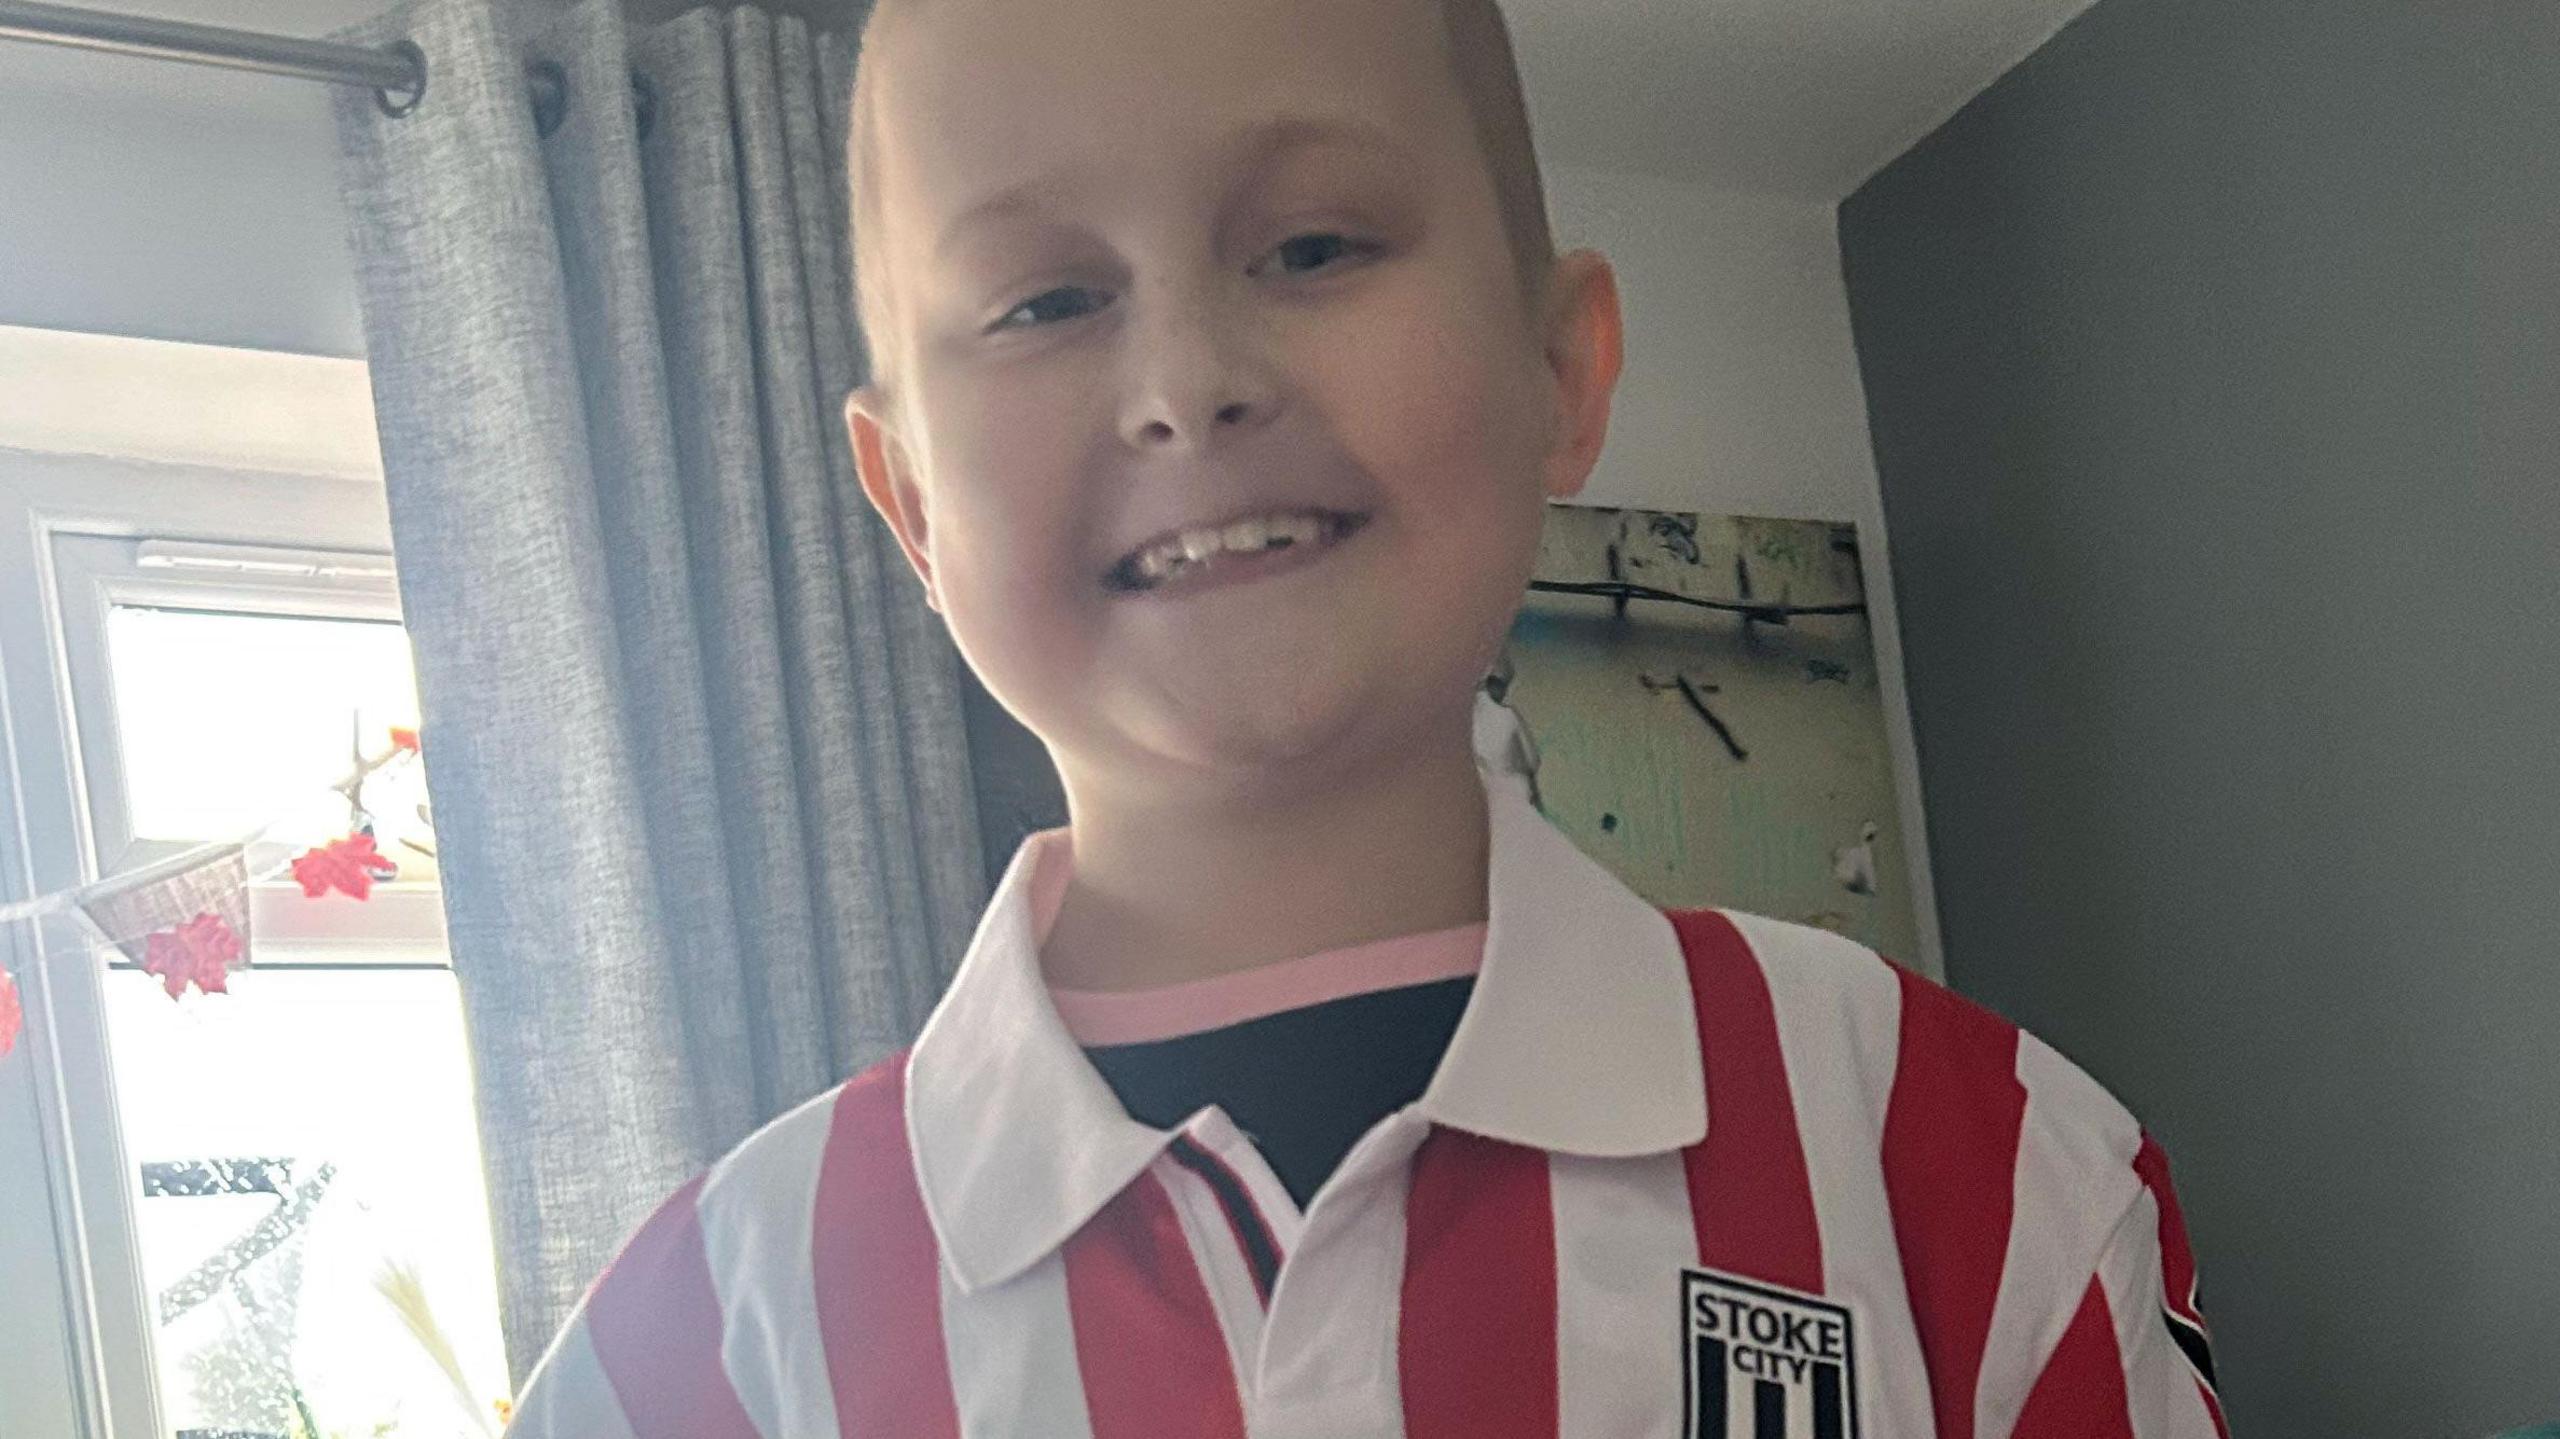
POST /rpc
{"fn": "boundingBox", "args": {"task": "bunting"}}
[0,725,430,1058]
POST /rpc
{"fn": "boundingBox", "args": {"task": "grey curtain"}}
[326,0,987,1379]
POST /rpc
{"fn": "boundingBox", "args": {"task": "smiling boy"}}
[502,0,2229,1435]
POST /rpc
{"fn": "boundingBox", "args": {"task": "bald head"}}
[845,0,1557,401]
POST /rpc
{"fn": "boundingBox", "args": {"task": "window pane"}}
[101,967,508,1438]
[106,607,428,859]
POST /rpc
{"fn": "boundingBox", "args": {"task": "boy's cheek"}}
[1321,329,1542,511]
[919,476,1098,643]
[1305,278,1541,453]
[947,518,1095,625]
[934,558,1103,728]
[920,387,1081,488]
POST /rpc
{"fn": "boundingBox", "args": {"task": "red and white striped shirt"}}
[507,778,2228,1438]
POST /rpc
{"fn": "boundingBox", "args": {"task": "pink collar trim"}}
[1046,920,1489,1047]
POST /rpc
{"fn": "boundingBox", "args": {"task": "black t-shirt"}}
[1080,976,1477,1210]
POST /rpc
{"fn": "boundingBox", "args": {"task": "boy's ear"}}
[846,385,942,613]
[1535,248,1626,503]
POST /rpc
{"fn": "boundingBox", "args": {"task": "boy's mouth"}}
[1101,507,1371,596]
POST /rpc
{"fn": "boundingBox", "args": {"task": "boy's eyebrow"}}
[1228,113,1418,178]
[931,113,1417,261]
[934,179,1078,261]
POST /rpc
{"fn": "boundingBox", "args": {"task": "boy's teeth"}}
[1123,509,1344,589]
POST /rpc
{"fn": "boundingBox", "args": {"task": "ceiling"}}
[1504,0,2100,198]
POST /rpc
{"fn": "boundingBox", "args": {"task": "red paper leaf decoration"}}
[0,967,23,1058]
[291,832,399,901]
[389,727,421,754]
[141,911,245,1000]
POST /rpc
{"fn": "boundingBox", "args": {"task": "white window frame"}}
[0,325,420,1439]
[48,532,447,958]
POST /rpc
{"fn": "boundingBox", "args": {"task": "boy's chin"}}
[1112,671,1469,798]
[1144,694,1373,779]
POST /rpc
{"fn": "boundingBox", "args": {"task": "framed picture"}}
[1486,505,1923,963]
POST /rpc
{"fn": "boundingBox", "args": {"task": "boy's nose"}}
[1116,295,1282,451]
[1126,398,1260,450]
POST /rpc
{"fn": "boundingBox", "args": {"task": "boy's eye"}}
[1255,232,1372,278]
[983,233,1374,334]
[988,286,1108,334]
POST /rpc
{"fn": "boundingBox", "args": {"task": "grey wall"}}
[1840,1,2560,1434]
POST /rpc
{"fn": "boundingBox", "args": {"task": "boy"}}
[506,0,2230,1433]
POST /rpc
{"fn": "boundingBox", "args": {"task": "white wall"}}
[1547,166,1880,524]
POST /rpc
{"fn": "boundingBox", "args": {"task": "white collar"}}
[903,771,1708,1295]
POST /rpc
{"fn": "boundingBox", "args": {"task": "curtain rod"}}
[0,0,568,120]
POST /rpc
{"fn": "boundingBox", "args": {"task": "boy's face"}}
[849,0,1620,798]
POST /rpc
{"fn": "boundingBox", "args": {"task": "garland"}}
[0,726,429,1058]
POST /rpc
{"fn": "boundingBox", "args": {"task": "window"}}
[105,602,424,861]
[1,344,509,1439]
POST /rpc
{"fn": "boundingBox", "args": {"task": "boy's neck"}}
[1039,731,1493,994]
